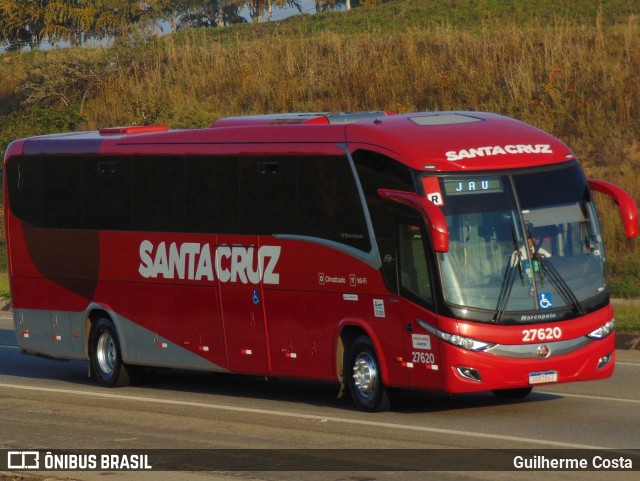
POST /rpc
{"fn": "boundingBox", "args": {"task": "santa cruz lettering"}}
[138,241,281,285]
[445,144,553,161]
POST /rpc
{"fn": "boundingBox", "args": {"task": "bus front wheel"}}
[346,336,391,412]
[90,318,132,387]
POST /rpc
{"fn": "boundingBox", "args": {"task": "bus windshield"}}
[432,163,606,321]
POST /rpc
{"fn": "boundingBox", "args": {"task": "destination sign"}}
[443,177,504,196]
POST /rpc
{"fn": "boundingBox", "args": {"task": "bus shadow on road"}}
[387,389,562,413]
[0,345,562,413]
[132,367,563,413]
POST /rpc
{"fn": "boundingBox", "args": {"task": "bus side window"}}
[186,157,239,234]
[398,222,434,307]
[352,149,416,291]
[83,158,132,230]
[7,157,44,227]
[238,158,296,235]
[296,156,371,252]
[133,157,185,232]
[43,157,82,228]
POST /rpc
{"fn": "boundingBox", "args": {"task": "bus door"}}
[218,236,269,375]
[264,289,312,378]
[173,284,227,369]
[397,220,442,390]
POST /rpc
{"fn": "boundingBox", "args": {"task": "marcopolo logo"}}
[138,241,281,285]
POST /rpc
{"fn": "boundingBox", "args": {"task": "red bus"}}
[4,112,638,411]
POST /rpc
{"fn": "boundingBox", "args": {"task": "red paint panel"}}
[439,334,614,393]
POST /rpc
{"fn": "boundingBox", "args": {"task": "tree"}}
[175,1,246,29]
[0,0,48,50]
[246,0,301,23]
[0,0,163,49]
[0,0,343,50]
[42,1,96,46]
[148,0,189,31]
[91,0,156,38]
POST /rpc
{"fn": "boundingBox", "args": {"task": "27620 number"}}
[412,351,435,364]
[522,327,562,342]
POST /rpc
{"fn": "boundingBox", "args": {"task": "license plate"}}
[529,370,558,385]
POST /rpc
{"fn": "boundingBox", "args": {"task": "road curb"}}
[615,332,640,350]
[0,297,10,311]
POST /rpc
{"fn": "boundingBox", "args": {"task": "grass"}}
[612,303,640,335]
[0,272,9,299]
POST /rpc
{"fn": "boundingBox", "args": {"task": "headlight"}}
[418,320,494,352]
[588,319,615,339]
[448,333,494,351]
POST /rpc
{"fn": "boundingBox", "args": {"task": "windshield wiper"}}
[536,255,585,316]
[494,249,523,323]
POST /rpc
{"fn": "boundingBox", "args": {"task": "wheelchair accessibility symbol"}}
[252,290,261,305]
[538,293,553,309]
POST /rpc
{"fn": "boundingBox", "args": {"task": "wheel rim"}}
[352,352,378,400]
[96,331,117,376]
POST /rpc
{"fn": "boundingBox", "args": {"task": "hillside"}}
[1,0,639,295]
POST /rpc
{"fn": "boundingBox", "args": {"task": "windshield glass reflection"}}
[433,164,606,319]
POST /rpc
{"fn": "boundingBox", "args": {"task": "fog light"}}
[456,366,482,382]
[597,352,612,369]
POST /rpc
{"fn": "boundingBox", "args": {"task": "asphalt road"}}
[0,313,639,481]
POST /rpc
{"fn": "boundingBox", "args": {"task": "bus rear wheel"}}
[346,336,391,412]
[90,318,132,387]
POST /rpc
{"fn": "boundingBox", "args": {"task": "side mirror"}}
[587,179,639,238]
[378,188,449,252]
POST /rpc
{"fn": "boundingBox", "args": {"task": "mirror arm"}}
[588,179,639,238]
[378,188,449,252]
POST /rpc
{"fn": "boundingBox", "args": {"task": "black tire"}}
[492,387,533,399]
[345,335,391,412]
[90,318,132,387]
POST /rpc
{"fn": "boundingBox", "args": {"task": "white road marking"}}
[0,381,610,449]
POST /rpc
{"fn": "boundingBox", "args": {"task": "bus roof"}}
[7,111,574,172]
